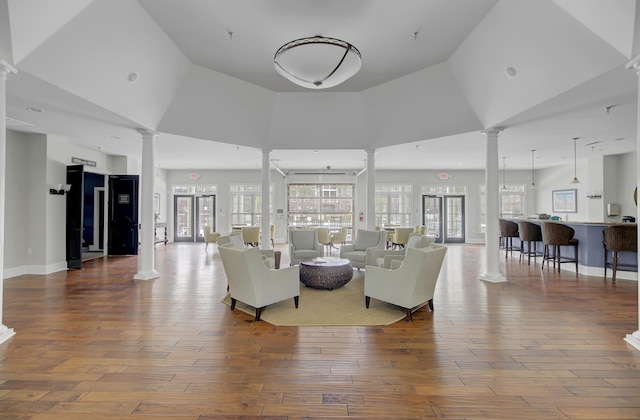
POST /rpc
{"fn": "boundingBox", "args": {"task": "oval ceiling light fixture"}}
[505,67,517,78]
[128,72,139,84]
[274,36,362,89]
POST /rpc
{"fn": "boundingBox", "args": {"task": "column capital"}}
[481,127,504,137]
[136,128,158,139]
[365,148,376,155]
[0,60,17,77]
[262,148,272,154]
[626,55,640,73]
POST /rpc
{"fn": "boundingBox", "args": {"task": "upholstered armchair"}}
[202,226,221,251]
[339,229,386,269]
[241,226,260,247]
[364,244,447,321]
[391,227,414,249]
[218,245,299,321]
[218,234,276,268]
[316,227,332,255]
[365,233,435,268]
[288,229,324,265]
[270,224,275,247]
[331,226,348,246]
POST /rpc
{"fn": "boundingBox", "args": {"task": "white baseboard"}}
[4,262,68,279]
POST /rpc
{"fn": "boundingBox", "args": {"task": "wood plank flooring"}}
[0,243,639,419]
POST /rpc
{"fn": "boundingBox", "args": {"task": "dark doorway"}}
[108,175,139,255]
[66,165,84,269]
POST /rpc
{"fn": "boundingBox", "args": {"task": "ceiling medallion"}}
[274,36,362,89]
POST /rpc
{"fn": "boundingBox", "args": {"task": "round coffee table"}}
[299,257,353,290]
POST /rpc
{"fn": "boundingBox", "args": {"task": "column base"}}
[0,325,15,345]
[624,330,640,352]
[479,272,507,283]
[133,270,159,280]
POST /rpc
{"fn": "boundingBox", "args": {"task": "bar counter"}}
[508,219,637,280]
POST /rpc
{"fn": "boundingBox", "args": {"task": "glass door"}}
[444,195,465,243]
[422,195,443,243]
[174,195,194,242]
[422,194,465,243]
[196,195,216,242]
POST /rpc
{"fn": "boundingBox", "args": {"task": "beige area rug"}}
[221,271,420,326]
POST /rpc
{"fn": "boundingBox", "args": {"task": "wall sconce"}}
[49,184,72,195]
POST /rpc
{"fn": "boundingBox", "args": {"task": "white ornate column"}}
[261,149,271,249]
[480,128,507,283]
[365,149,376,230]
[0,60,16,343]
[134,129,159,280]
[624,55,640,351]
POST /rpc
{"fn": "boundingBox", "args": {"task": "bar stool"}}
[541,222,579,273]
[499,219,520,258]
[603,225,637,283]
[518,220,543,265]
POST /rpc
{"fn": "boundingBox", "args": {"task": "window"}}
[288,184,353,228]
[375,184,412,227]
[230,184,273,227]
[479,184,526,233]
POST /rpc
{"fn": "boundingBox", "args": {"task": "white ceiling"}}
[2,0,638,172]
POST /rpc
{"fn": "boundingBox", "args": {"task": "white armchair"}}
[339,229,386,269]
[364,244,447,321]
[218,234,276,268]
[288,229,324,265]
[365,233,435,268]
[218,245,299,321]
[202,226,221,251]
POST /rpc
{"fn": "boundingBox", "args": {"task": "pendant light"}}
[501,157,507,190]
[571,137,580,184]
[530,149,537,189]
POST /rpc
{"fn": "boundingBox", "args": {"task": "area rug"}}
[221,271,418,326]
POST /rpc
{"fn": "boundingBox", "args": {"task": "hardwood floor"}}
[1,242,639,419]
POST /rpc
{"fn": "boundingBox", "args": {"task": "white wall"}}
[3,130,138,278]
[4,131,29,276]
[534,152,637,222]
[616,151,638,220]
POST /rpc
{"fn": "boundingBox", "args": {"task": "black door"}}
[66,165,84,269]
[108,175,139,255]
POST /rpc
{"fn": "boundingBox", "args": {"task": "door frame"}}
[443,195,465,243]
[422,194,466,243]
[174,195,195,242]
[90,186,106,252]
[195,195,216,243]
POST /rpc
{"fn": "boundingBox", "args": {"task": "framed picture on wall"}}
[552,189,577,213]
[153,193,161,214]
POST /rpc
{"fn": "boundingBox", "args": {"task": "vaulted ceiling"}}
[2,0,638,171]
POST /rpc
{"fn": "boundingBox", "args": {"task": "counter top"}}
[512,218,635,227]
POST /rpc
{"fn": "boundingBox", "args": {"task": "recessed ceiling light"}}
[128,73,139,83]
[26,107,42,112]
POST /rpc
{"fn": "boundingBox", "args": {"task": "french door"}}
[174,194,216,243]
[195,195,216,242]
[422,195,465,243]
[174,195,194,242]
